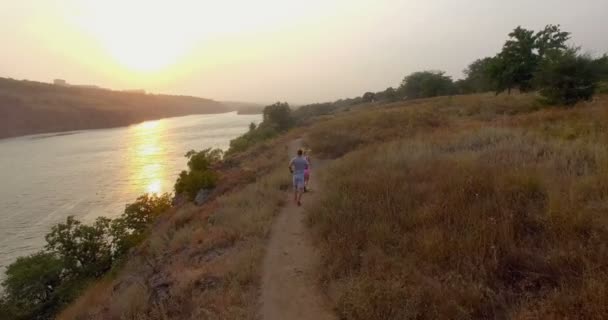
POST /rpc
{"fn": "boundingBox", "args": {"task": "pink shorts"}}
[304,169,310,179]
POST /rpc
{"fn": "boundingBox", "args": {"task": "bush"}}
[174,148,222,199]
[1,252,64,319]
[174,169,218,200]
[263,102,293,131]
[399,71,455,99]
[1,193,174,319]
[45,216,113,278]
[227,125,278,155]
[536,50,602,105]
[110,193,172,257]
[226,102,294,155]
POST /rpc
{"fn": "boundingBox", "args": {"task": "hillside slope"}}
[304,93,608,319]
[56,93,608,320]
[0,77,230,139]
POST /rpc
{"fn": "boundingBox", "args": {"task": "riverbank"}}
[0,112,261,284]
[0,77,231,139]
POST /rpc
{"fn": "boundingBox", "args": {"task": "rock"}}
[194,189,213,206]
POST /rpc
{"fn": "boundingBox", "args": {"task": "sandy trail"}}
[260,138,335,320]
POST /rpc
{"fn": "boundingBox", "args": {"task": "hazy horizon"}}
[1,0,607,104]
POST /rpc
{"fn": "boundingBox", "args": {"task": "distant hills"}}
[0,77,232,139]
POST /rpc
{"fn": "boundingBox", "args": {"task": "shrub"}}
[110,193,172,257]
[1,252,64,319]
[226,102,296,155]
[227,125,278,155]
[399,70,455,99]
[262,102,293,131]
[174,148,222,199]
[174,169,218,200]
[536,49,602,105]
[45,216,113,278]
[1,193,174,319]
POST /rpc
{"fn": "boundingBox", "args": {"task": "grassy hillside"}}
[0,77,230,139]
[305,93,608,319]
[49,92,608,319]
[57,131,299,319]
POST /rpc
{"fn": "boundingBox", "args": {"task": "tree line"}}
[342,25,608,107]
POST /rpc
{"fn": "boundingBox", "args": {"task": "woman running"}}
[303,150,311,192]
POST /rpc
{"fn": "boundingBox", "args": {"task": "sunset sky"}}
[1,0,607,104]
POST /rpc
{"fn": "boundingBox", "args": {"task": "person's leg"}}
[296,175,304,205]
[293,175,298,202]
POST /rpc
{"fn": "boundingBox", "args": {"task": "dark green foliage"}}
[1,253,64,319]
[227,125,278,155]
[1,194,174,319]
[226,102,295,155]
[174,169,218,200]
[493,26,539,93]
[110,193,172,257]
[174,148,221,199]
[535,24,571,59]
[461,57,496,93]
[399,71,455,99]
[362,92,375,103]
[536,50,602,105]
[380,87,399,102]
[263,102,293,131]
[489,25,570,94]
[45,216,113,278]
[185,148,223,171]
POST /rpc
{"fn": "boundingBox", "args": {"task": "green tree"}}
[185,148,223,171]
[399,71,455,99]
[535,24,571,59]
[45,216,113,278]
[535,49,602,105]
[248,122,257,131]
[110,193,172,257]
[174,149,222,200]
[262,102,293,131]
[382,87,399,102]
[462,57,496,93]
[362,92,375,103]
[492,26,538,93]
[490,25,570,94]
[1,252,64,319]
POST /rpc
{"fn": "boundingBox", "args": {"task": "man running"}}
[289,149,309,206]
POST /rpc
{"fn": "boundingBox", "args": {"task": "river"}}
[0,112,261,278]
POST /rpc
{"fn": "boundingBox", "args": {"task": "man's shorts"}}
[293,173,305,190]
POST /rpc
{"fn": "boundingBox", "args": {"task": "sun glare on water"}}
[129,119,168,195]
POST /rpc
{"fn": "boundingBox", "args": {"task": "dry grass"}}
[58,134,294,320]
[306,93,608,319]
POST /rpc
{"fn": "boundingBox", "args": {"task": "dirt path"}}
[260,138,335,320]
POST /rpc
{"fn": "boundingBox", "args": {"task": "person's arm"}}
[288,158,294,173]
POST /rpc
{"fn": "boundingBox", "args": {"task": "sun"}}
[75,0,203,72]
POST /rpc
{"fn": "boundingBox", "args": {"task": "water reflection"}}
[128,120,168,195]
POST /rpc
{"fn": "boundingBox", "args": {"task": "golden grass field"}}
[305,93,608,319]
